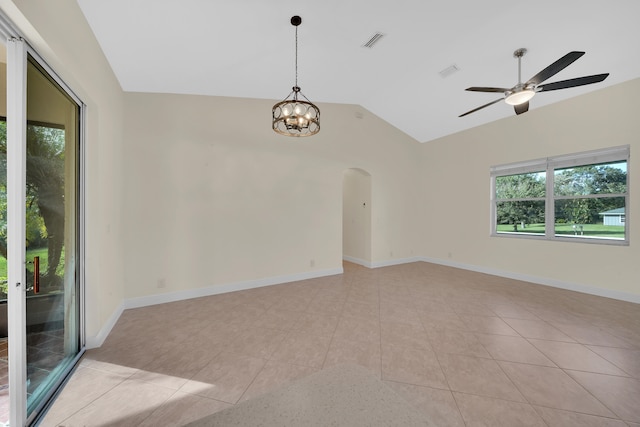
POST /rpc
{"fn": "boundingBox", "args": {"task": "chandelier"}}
[272,16,320,137]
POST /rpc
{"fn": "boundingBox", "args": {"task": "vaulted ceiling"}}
[77,0,640,143]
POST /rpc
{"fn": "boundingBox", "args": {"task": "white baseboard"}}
[418,256,640,304]
[124,267,344,310]
[86,300,124,349]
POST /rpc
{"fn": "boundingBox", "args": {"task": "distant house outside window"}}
[491,146,629,245]
[599,208,625,226]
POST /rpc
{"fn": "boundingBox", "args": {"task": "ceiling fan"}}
[459,48,609,117]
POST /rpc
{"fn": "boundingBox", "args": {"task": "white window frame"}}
[490,145,630,245]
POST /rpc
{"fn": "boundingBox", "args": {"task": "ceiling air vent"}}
[362,32,385,48]
[439,64,460,78]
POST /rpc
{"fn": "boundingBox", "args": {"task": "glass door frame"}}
[5,29,86,427]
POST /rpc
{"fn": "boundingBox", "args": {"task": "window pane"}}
[554,197,625,239]
[554,162,627,196]
[496,172,545,199]
[496,200,545,234]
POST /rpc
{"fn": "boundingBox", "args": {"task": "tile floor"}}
[39,261,640,426]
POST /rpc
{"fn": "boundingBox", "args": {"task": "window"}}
[491,146,629,244]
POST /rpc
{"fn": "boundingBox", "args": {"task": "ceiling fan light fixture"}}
[505,89,535,106]
[272,15,320,137]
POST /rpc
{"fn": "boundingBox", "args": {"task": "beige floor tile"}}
[138,392,232,427]
[224,327,287,359]
[525,307,586,325]
[130,345,218,389]
[179,352,266,404]
[271,295,313,312]
[453,392,547,426]
[553,322,637,348]
[342,300,380,320]
[567,370,640,423]
[528,339,628,375]
[428,329,492,358]
[333,315,381,344]
[476,334,555,366]
[533,405,627,427]
[346,287,379,305]
[188,363,432,426]
[502,318,576,342]
[40,366,129,426]
[380,302,423,325]
[239,360,317,402]
[438,353,525,402]
[386,381,465,427]
[485,304,540,320]
[411,297,455,314]
[498,361,615,417]
[255,307,304,331]
[291,312,340,336]
[587,345,640,378]
[83,340,163,370]
[448,301,497,317]
[313,287,349,301]
[57,378,175,427]
[323,338,381,376]
[381,321,430,350]
[216,303,267,327]
[458,315,519,336]
[381,343,448,389]
[419,311,468,331]
[181,328,239,354]
[270,331,332,368]
[40,262,640,426]
[306,295,345,316]
[79,354,139,377]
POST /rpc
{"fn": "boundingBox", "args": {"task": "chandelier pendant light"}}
[272,15,320,137]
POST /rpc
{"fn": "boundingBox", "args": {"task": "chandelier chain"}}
[295,25,298,89]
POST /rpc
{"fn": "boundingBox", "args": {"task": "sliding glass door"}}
[2,34,84,426]
[23,53,82,422]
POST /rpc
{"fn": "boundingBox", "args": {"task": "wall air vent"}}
[362,32,385,48]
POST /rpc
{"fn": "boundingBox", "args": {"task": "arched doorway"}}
[342,168,372,267]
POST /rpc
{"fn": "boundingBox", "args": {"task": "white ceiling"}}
[76,0,640,143]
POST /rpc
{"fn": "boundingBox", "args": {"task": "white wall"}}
[2,0,127,344]
[342,168,372,265]
[122,93,421,299]
[419,78,640,300]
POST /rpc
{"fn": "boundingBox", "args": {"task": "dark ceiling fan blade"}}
[459,98,503,117]
[538,73,609,92]
[526,51,585,86]
[514,101,529,115]
[465,87,510,93]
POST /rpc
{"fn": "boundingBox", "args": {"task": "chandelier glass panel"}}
[272,16,320,137]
